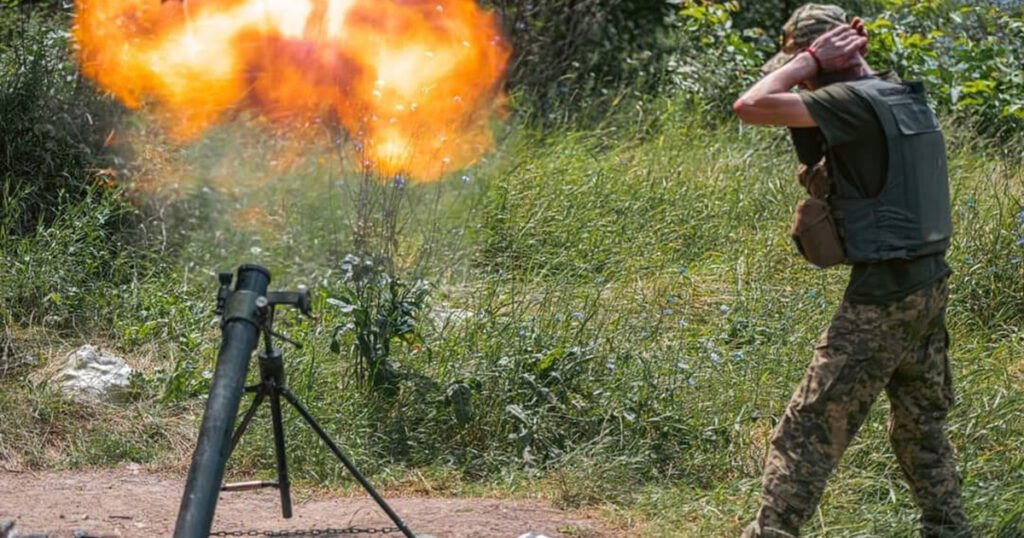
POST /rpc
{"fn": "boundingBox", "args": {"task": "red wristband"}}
[803,47,823,72]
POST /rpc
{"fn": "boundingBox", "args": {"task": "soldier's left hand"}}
[809,23,868,72]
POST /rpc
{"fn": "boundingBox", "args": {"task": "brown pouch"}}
[790,197,845,268]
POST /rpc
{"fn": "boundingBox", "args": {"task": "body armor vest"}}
[827,78,953,263]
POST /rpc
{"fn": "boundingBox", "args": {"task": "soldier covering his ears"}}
[733,4,969,537]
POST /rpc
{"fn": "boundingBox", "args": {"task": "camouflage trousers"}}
[744,278,968,537]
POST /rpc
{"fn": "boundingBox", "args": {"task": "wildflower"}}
[676,360,688,370]
[1016,237,1024,247]
[720,305,731,314]
[679,266,688,276]
[595,276,606,284]
[677,318,688,327]
[806,290,818,299]
[964,257,974,265]
[734,351,744,360]
[667,296,677,304]
[572,312,585,321]
[663,308,674,315]
[393,175,406,188]
[461,175,472,184]
[606,361,616,372]
[710,352,721,363]
[687,377,698,387]
[966,199,976,208]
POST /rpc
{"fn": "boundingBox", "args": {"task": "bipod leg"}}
[228,389,266,458]
[279,388,416,538]
[268,380,293,519]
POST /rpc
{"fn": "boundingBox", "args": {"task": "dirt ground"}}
[0,469,615,538]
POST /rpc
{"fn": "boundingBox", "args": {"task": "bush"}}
[0,6,121,235]
[865,0,1024,135]
[489,0,681,121]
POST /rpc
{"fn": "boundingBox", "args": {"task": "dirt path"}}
[0,469,615,538]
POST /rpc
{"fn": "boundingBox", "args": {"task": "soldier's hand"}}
[809,23,868,72]
[851,17,869,56]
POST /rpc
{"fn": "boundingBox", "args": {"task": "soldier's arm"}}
[733,53,819,127]
[734,23,868,127]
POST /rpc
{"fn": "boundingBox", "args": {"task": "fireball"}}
[73,0,510,180]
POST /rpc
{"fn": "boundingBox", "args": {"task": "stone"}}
[428,304,473,328]
[57,345,133,404]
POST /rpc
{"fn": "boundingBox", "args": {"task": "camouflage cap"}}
[762,3,848,74]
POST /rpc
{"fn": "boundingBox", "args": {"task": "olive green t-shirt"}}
[799,80,950,304]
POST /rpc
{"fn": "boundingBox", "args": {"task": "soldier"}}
[732,4,969,537]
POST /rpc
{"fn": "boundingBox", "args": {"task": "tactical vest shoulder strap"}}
[842,78,938,197]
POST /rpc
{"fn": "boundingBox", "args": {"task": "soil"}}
[0,469,615,538]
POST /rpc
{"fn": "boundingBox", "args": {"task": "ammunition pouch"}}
[790,161,844,268]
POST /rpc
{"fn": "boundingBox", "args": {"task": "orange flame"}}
[73,0,510,180]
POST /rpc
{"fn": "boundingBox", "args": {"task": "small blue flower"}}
[595,275,606,284]
[572,312,584,321]
[641,331,650,339]
[964,257,974,265]
[679,266,688,276]
[677,318,688,327]
[806,290,818,299]
[710,352,721,363]
[734,351,744,360]
[392,175,406,188]
[663,308,674,315]
[667,296,677,304]
[1016,237,1024,247]
[687,377,698,387]
[676,360,689,370]
[606,361,616,372]
[719,305,731,314]
[966,199,976,208]
[461,175,472,184]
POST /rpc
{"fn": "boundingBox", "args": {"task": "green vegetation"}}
[2,1,1023,536]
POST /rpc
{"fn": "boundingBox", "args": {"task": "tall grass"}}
[4,98,1022,535]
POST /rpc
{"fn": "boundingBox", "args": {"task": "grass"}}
[3,105,1022,536]
[3,10,1024,538]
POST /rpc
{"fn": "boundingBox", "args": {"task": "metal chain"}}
[210,526,402,536]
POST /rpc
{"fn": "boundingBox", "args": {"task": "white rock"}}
[428,304,473,327]
[57,345,133,404]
